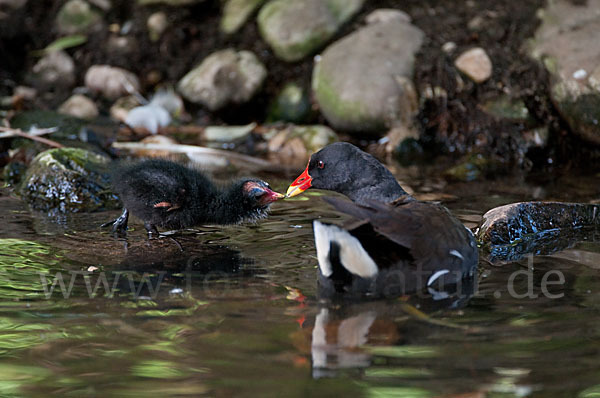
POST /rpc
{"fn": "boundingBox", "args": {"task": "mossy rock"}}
[10,110,85,138]
[311,19,423,135]
[257,0,364,62]
[9,110,118,155]
[55,0,102,35]
[266,83,312,123]
[221,0,266,34]
[18,147,119,213]
[444,154,499,182]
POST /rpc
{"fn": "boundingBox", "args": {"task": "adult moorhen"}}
[286,142,478,298]
[103,159,284,237]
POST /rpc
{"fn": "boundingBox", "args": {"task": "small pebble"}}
[455,47,492,83]
[442,41,457,54]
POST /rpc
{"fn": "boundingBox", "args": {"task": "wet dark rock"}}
[177,48,266,111]
[55,0,103,35]
[477,201,600,263]
[257,0,364,62]
[528,0,600,144]
[17,147,119,213]
[266,82,312,123]
[394,137,424,166]
[478,202,600,245]
[312,14,423,136]
[484,226,599,264]
[2,161,27,186]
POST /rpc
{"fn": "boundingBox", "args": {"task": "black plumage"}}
[103,159,283,237]
[286,142,478,298]
[287,142,407,205]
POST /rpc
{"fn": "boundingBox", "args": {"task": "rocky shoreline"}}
[2,0,600,211]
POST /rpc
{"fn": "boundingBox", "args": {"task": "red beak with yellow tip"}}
[262,189,285,204]
[286,164,312,198]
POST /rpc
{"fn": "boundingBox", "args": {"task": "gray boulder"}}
[177,48,266,110]
[528,0,600,144]
[84,65,140,99]
[30,50,76,89]
[257,0,364,62]
[312,15,424,136]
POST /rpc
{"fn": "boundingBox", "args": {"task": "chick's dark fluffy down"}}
[111,159,266,230]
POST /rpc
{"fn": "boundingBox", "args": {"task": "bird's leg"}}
[101,208,129,237]
[144,222,159,239]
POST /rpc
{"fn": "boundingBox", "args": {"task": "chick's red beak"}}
[286,164,312,198]
[260,187,285,205]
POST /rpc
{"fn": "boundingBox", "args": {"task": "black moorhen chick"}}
[286,142,478,298]
[103,159,284,237]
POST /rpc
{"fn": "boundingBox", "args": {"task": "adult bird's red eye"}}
[317,161,324,169]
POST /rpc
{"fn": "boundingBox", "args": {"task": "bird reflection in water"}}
[309,274,477,378]
[108,235,262,299]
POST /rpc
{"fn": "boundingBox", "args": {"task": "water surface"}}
[1,171,600,397]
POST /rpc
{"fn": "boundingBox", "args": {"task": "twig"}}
[112,141,286,172]
[0,127,63,148]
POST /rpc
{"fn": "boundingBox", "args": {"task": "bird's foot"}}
[144,224,184,251]
[101,208,129,238]
[144,222,160,239]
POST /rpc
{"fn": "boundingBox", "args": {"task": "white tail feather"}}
[313,221,379,278]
